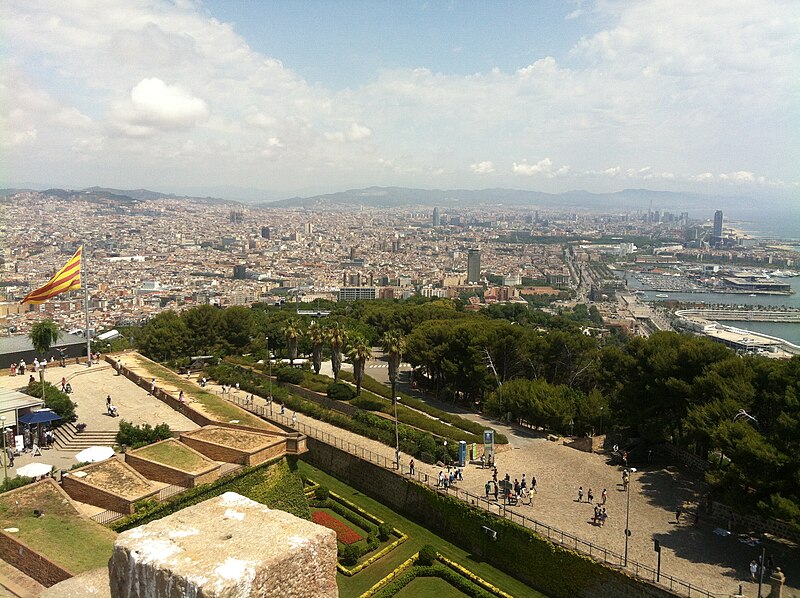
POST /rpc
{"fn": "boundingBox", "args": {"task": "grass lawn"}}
[297,460,549,598]
[394,576,469,597]
[136,359,271,430]
[135,441,211,472]
[0,482,116,574]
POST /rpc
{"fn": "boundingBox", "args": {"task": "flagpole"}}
[83,246,92,366]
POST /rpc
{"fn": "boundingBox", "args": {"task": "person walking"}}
[601,488,608,504]
[531,475,537,493]
[409,458,415,476]
[150,378,156,395]
[587,488,594,504]
[578,486,584,502]
[750,560,758,581]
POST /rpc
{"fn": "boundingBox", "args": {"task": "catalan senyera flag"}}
[21,246,82,304]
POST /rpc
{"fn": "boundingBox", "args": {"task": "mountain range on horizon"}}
[1,184,794,215]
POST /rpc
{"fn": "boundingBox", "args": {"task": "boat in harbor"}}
[656,293,669,298]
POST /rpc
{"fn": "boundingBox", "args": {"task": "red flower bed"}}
[312,510,363,545]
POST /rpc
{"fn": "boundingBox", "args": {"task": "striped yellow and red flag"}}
[21,246,83,304]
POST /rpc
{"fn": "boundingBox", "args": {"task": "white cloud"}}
[470,161,495,174]
[513,158,570,177]
[1,0,796,192]
[120,78,209,131]
[324,123,372,142]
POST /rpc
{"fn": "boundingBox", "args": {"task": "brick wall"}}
[124,453,220,488]
[0,531,72,587]
[61,475,158,514]
[247,440,287,466]
[179,436,247,464]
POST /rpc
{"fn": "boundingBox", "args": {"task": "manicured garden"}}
[296,461,546,598]
[209,362,503,464]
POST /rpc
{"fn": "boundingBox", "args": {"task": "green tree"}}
[382,330,405,403]
[28,320,61,401]
[346,336,372,396]
[327,323,346,381]
[139,311,189,361]
[283,318,303,365]
[181,305,222,356]
[307,322,326,375]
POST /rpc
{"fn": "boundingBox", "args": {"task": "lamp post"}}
[266,336,272,402]
[394,396,400,470]
[624,467,637,567]
[1,416,7,486]
[599,406,604,436]
[443,440,448,470]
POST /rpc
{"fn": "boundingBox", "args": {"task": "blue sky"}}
[2,1,798,199]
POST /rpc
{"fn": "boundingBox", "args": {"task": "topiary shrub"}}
[340,543,360,566]
[417,544,437,566]
[314,485,330,501]
[327,382,356,401]
[378,522,392,541]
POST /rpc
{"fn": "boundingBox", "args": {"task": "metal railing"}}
[90,509,125,525]
[225,393,721,598]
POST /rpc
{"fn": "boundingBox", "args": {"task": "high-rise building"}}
[713,210,723,241]
[432,207,440,227]
[233,265,247,279]
[467,248,481,283]
[261,226,271,239]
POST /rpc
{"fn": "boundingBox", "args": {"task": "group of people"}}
[9,357,55,377]
[483,468,537,503]
[577,485,610,526]
[437,465,463,489]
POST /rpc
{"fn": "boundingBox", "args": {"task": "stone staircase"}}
[54,421,117,451]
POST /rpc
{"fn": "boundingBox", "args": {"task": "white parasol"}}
[75,446,115,463]
[16,462,53,477]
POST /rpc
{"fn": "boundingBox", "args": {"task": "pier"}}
[674,309,800,323]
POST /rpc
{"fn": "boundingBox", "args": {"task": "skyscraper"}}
[432,207,440,227]
[713,210,723,242]
[467,248,481,283]
[261,226,271,239]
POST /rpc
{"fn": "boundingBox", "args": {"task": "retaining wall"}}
[303,438,678,598]
[0,530,72,587]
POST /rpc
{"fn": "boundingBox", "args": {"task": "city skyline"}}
[3,1,798,199]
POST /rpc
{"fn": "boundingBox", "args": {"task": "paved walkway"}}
[359,362,799,597]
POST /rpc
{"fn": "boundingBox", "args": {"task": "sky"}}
[2,0,798,200]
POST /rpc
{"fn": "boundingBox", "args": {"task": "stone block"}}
[108,492,337,598]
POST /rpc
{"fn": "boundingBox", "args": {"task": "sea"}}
[626,205,800,346]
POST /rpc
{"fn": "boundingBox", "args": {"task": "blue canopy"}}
[18,410,61,425]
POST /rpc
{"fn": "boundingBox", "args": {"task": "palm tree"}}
[283,318,302,365]
[29,320,61,401]
[346,337,372,396]
[327,323,347,381]
[382,330,406,404]
[307,321,326,375]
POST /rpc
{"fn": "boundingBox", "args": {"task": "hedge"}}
[372,563,496,598]
[208,364,461,463]
[340,371,508,444]
[111,457,309,531]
